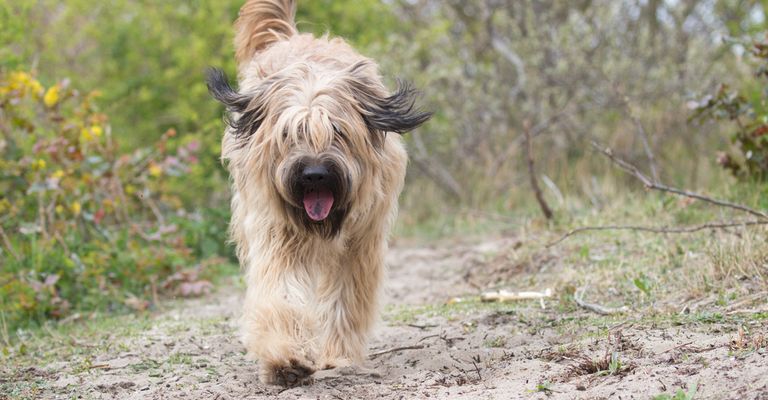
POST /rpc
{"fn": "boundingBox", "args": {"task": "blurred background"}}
[1,0,767,335]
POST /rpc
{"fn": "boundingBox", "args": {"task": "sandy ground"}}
[3,237,768,399]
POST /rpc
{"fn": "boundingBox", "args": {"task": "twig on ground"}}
[406,323,438,330]
[591,141,768,220]
[471,355,482,381]
[573,286,629,315]
[524,120,554,220]
[547,220,768,247]
[368,344,425,359]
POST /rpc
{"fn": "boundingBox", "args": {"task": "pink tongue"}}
[303,188,334,221]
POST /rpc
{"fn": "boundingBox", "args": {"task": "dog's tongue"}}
[303,188,334,221]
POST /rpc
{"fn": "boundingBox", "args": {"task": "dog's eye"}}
[332,124,349,144]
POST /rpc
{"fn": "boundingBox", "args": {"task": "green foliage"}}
[0,70,224,334]
[652,383,698,400]
[690,36,768,181]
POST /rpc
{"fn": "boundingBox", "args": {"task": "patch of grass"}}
[532,381,554,394]
[384,298,523,325]
[568,351,635,377]
[652,382,698,400]
[1,311,153,373]
[168,352,194,365]
[483,336,507,348]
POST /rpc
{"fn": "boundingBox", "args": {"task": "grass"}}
[652,383,698,400]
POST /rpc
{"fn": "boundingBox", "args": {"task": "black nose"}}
[301,165,330,184]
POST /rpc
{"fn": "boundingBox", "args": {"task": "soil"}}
[4,237,768,399]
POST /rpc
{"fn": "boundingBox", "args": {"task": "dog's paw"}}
[261,358,315,387]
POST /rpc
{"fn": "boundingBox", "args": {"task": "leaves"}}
[0,70,213,333]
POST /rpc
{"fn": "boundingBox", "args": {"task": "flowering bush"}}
[0,71,221,333]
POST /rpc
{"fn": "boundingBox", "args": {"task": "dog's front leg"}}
[240,270,318,386]
[315,238,384,369]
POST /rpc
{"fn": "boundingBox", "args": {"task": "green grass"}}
[652,383,698,400]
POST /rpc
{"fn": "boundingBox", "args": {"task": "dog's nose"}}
[301,165,330,184]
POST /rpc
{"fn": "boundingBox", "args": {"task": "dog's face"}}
[208,60,430,238]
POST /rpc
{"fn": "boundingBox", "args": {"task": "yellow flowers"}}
[43,85,60,107]
[2,71,44,97]
[80,125,104,142]
[32,159,47,171]
[70,202,82,216]
[148,163,163,177]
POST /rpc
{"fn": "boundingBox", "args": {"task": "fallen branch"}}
[547,220,768,247]
[592,141,768,220]
[573,286,629,315]
[480,288,553,302]
[368,344,425,359]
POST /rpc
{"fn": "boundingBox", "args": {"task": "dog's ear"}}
[206,68,265,142]
[347,63,432,134]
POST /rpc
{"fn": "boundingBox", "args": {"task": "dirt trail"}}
[8,238,768,399]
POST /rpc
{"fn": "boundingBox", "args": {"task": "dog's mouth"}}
[302,187,334,221]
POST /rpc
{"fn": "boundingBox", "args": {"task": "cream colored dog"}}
[206,0,430,386]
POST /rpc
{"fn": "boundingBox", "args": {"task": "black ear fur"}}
[359,80,433,134]
[346,61,432,134]
[206,68,264,142]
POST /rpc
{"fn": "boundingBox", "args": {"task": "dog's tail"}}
[234,0,297,67]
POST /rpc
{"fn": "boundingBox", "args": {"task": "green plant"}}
[0,70,222,334]
[689,36,768,181]
[652,382,698,400]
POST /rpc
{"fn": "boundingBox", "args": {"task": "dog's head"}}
[207,61,430,238]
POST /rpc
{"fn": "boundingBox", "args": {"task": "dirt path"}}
[5,238,768,399]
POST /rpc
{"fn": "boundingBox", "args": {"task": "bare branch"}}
[621,96,660,182]
[547,220,768,247]
[592,141,768,220]
[410,130,464,201]
[524,120,554,219]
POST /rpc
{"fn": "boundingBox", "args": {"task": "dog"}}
[206,0,430,386]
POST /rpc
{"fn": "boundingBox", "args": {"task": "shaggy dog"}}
[206,0,430,386]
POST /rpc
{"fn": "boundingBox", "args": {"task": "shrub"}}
[0,71,219,334]
[689,36,768,181]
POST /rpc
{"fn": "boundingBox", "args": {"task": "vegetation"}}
[0,69,232,333]
[1,0,767,344]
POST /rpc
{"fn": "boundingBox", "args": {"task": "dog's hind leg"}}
[241,276,318,386]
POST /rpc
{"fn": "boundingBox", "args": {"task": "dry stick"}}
[573,286,629,315]
[368,344,425,359]
[618,92,660,182]
[548,220,768,247]
[523,120,554,220]
[548,143,768,246]
[592,141,768,220]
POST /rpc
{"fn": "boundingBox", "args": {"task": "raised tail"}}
[234,0,297,67]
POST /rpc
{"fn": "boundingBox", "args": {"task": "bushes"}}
[0,71,223,333]
[689,37,768,181]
